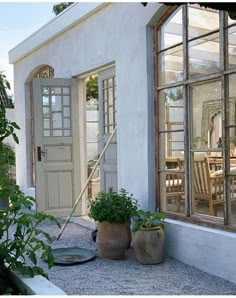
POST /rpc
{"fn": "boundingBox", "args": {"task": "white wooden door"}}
[98,67,117,191]
[33,78,80,217]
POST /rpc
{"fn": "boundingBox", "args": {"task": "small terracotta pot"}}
[96,221,131,259]
[133,226,165,264]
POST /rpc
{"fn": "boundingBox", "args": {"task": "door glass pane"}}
[63,87,70,94]
[42,87,49,94]
[191,81,221,150]
[43,107,50,117]
[64,118,71,129]
[228,26,236,70]
[44,130,50,137]
[43,96,49,106]
[158,44,183,85]
[52,113,62,129]
[53,130,63,136]
[108,78,113,87]
[63,107,70,117]
[189,32,220,78]
[63,96,70,106]
[108,88,113,105]
[188,4,219,40]
[108,107,114,125]
[51,87,61,94]
[64,129,71,136]
[43,119,50,129]
[52,96,62,111]
[159,7,183,50]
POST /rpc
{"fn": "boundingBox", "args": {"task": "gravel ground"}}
[37,219,236,295]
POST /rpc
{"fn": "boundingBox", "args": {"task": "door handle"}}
[37,146,47,161]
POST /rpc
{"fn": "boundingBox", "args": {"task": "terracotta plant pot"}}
[133,226,165,264]
[96,221,131,259]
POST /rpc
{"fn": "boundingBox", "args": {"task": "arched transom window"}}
[155,4,236,230]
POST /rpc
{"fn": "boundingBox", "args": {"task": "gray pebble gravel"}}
[37,220,236,295]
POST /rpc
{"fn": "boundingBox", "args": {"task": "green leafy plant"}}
[0,185,60,279]
[88,187,138,223]
[133,209,165,232]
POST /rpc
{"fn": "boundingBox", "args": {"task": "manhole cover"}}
[52,247,96,265]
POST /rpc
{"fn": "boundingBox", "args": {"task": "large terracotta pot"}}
[133,226,165,264]
[96,221,131,259]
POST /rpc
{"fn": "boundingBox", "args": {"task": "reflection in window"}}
[159,7,183,50]
[189,33,220,78]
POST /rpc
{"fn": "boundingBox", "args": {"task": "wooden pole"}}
[54,126,117,241]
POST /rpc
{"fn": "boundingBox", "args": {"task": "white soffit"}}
[9,2,108,64]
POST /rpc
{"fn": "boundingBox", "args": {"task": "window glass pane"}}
[62,87,70,94]
[228,14,236,26]
[228,74,236,126]
[43,119,50,129]
[42,96,49,106]
[158,44,183,85]
[53,130,63,136]
[64,118,71,129]
[44,130,50,137]
[188,4,219,40]
[189,32,220,78]
[64,129,71,137]
[160,170,185,214]
[159,7,182,50]
[52,113,62,129]
[158,87,184,132]
[191,81,221,150]
[229,128,236,157]
[51,96,62,112]
[192,152,224,217]
[63,107,70,117]
[63,95,70,106]
[228,26,236,70]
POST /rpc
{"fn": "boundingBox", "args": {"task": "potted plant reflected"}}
[88,187,138,260]
[132,210,165,264]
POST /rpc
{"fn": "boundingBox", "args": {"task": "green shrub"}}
[88,187,138,223]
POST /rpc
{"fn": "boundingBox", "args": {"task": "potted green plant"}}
[132,209,165,264]
[88,187,138,260]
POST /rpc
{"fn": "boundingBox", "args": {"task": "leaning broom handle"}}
[55,126,117,241]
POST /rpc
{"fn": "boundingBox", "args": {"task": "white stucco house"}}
[9,2,236,284]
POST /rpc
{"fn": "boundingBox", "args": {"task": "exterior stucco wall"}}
[12,2,160,208]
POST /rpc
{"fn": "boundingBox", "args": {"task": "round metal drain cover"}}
[52,247,96,265]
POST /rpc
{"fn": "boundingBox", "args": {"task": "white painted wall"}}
[165,219,236,284]
[10,2,160,206]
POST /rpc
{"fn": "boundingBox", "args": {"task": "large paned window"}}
[155,4,236,229]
